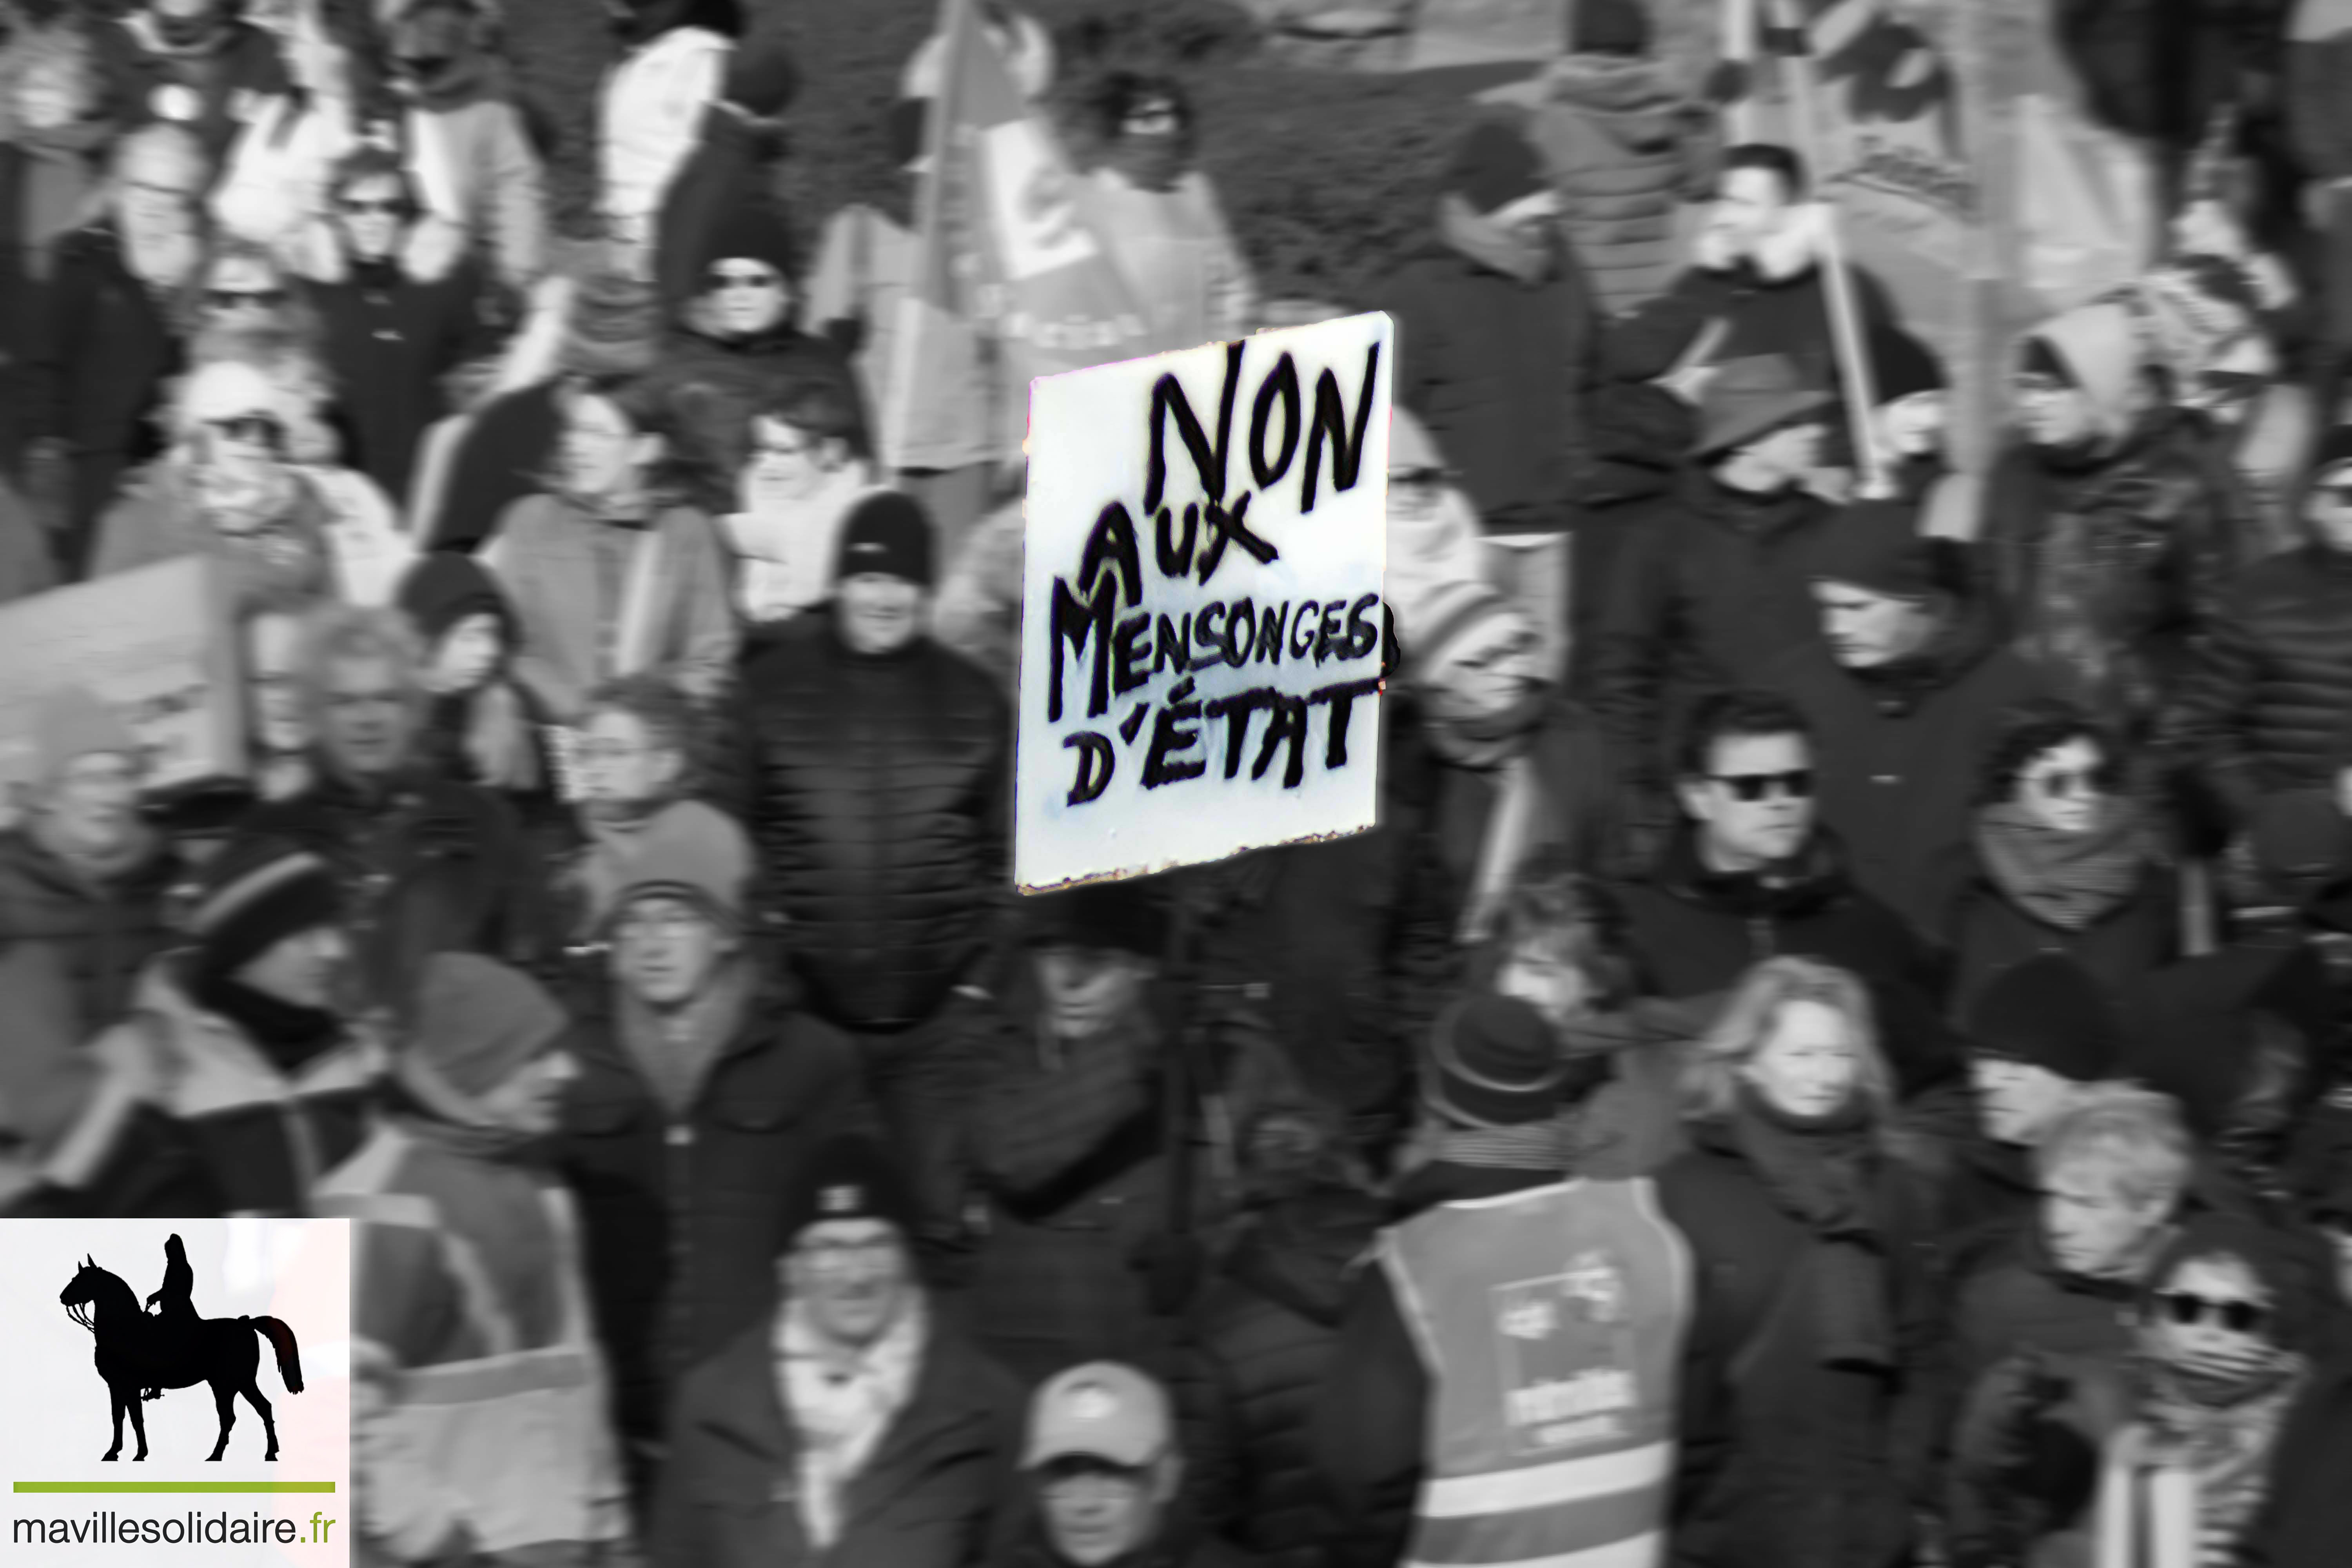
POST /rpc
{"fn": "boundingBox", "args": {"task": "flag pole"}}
[1763,0,1887,500]
[883,0,968,476]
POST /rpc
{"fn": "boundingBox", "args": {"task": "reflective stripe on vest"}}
[1381,1178,1691,1568]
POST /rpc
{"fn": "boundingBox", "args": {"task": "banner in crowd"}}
[1016,314,1392,893]
[0,556,245,818]
[888,0,1158,467]
[0,1218,350,1564]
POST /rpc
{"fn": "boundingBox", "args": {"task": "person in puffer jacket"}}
[726,490,1010,1258]
[2161,424,2352,836]
[1172,1173,1385,1568]
[1528,0,1716,319]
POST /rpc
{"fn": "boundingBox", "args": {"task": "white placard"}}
[1016,313,1392,892]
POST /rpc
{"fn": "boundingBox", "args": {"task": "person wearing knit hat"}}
[598,793,752,939]
[1864,323,1951,495]
[1989,294,2247,734]
[1421,992,1572,1131]
[1020,876,1169,1049]
[314,951,632,1566]
[1965,953,2128,1149]
[1808,496,1937,611]
[655,1125,1023,1566]
[48,831,384,1218]
[1569,0,1650,54]
[393,552,546,794]
[826,488,936,661]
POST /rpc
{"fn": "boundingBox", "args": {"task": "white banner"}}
[1016,314,1394,891]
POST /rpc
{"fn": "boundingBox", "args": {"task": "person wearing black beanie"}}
[1965,953,2128,1149]
[41,835,383,1217]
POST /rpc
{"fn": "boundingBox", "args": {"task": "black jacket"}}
[1176,1187,1385,1568]
[24,224,178,461]
[309,257,503,506]
[2159,543,2352,830]
[555,969,877,1446]
[0,828,185,1036]
[729,612,1011,1032]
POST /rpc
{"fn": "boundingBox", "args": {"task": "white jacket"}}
[597,25,730,250]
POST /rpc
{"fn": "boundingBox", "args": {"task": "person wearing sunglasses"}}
[1612,689,1938,1042]
[1943,700,2175,1020]
[1768,496,2052,939]
[1959,1210,2350,1568]
[2160,424,2352,857]
[1982,296,2249,743]
[304,147,505,509]
[378,0,550,294]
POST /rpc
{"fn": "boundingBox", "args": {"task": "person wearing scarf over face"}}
[1934,700,2177,1021]
[42,835,381,1218]
[1651,956,1939,1568]
[1974,1212,2352,1568]
[1393,575,1622,972]
[0,686,185,1036]
[315,953,634,1568]
[483,370,741,728]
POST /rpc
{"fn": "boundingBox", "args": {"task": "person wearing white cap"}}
[1009,1361,1245,1568]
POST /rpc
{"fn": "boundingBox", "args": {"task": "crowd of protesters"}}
[13,0,2352,1565]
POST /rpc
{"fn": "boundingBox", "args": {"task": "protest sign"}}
[1016,313,1392,893]
[0,556,245,816]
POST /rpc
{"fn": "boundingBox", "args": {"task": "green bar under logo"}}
[12,1482,336,1493]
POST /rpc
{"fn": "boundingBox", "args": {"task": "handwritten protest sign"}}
[1016,313,1392,892]
[0,556,244,818]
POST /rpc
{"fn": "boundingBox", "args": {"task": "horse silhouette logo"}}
[58,1235,304,1463]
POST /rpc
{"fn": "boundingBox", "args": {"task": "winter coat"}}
[234,765,549,1014]
[2288,0,2352,183]
[95,11,291,171]
[965,969,1211,1387]
[22,223,179,511]
[60,953,380,1216]
[728,608,1010,1033]
[484,492,742,722]
[554,969,876,1448]
[1945,1219,2141,1407]
[1893,1082,2046,1265]
[1531,52,1715,318]
[1306,1162,1568,1568]
[649,321,870,456]
[1379,212,1598,535]
[403,94,550,293]
[1983,410,2256,737]
[988,1517,1259,1568]
[1175,1187,1385,1568]
[2053,0,2276,156]
[1587,468,1837,801]
[649,1304,1025,1568]
[306,239,503,508]
[0,827,183,1036]
[1762,600,2055,939]
[316,1120,632,1566]
[1613,823,1935,995]
[1930,838,2178,1022]
[2157,542,2352,829]
[1653,1119,1939,1568]
[89,459,413,612]
[1601,252,1899,395]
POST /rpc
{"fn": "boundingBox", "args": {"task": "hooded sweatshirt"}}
[1988,300,2253,732]
[1532,51,1713,317]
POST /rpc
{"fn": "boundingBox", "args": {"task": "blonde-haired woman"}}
[1654,955,1937,1568]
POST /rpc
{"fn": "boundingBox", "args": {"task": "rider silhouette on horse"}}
[142,1234,199,1400]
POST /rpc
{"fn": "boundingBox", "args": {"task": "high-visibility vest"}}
[1381,1177,1692,1568]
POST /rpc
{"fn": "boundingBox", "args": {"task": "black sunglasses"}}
[208,413,286,447]
[205,287,286,310]
[339,197,405,216]
[2026,767,2106,800]
[708,268,782,291]
[1711,769,1814,803]
[2160,1291,2268,1335]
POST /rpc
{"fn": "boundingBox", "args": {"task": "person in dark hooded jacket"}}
[1379,114,1598,544]
[1527,0,1717,319]
[2160,424,2352,836]
[1588,354,1837,824]
[1763,498,2053,937]
[1172,1173,1385,1568]
[1985,298,2257,747]
[391,551,555,818]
